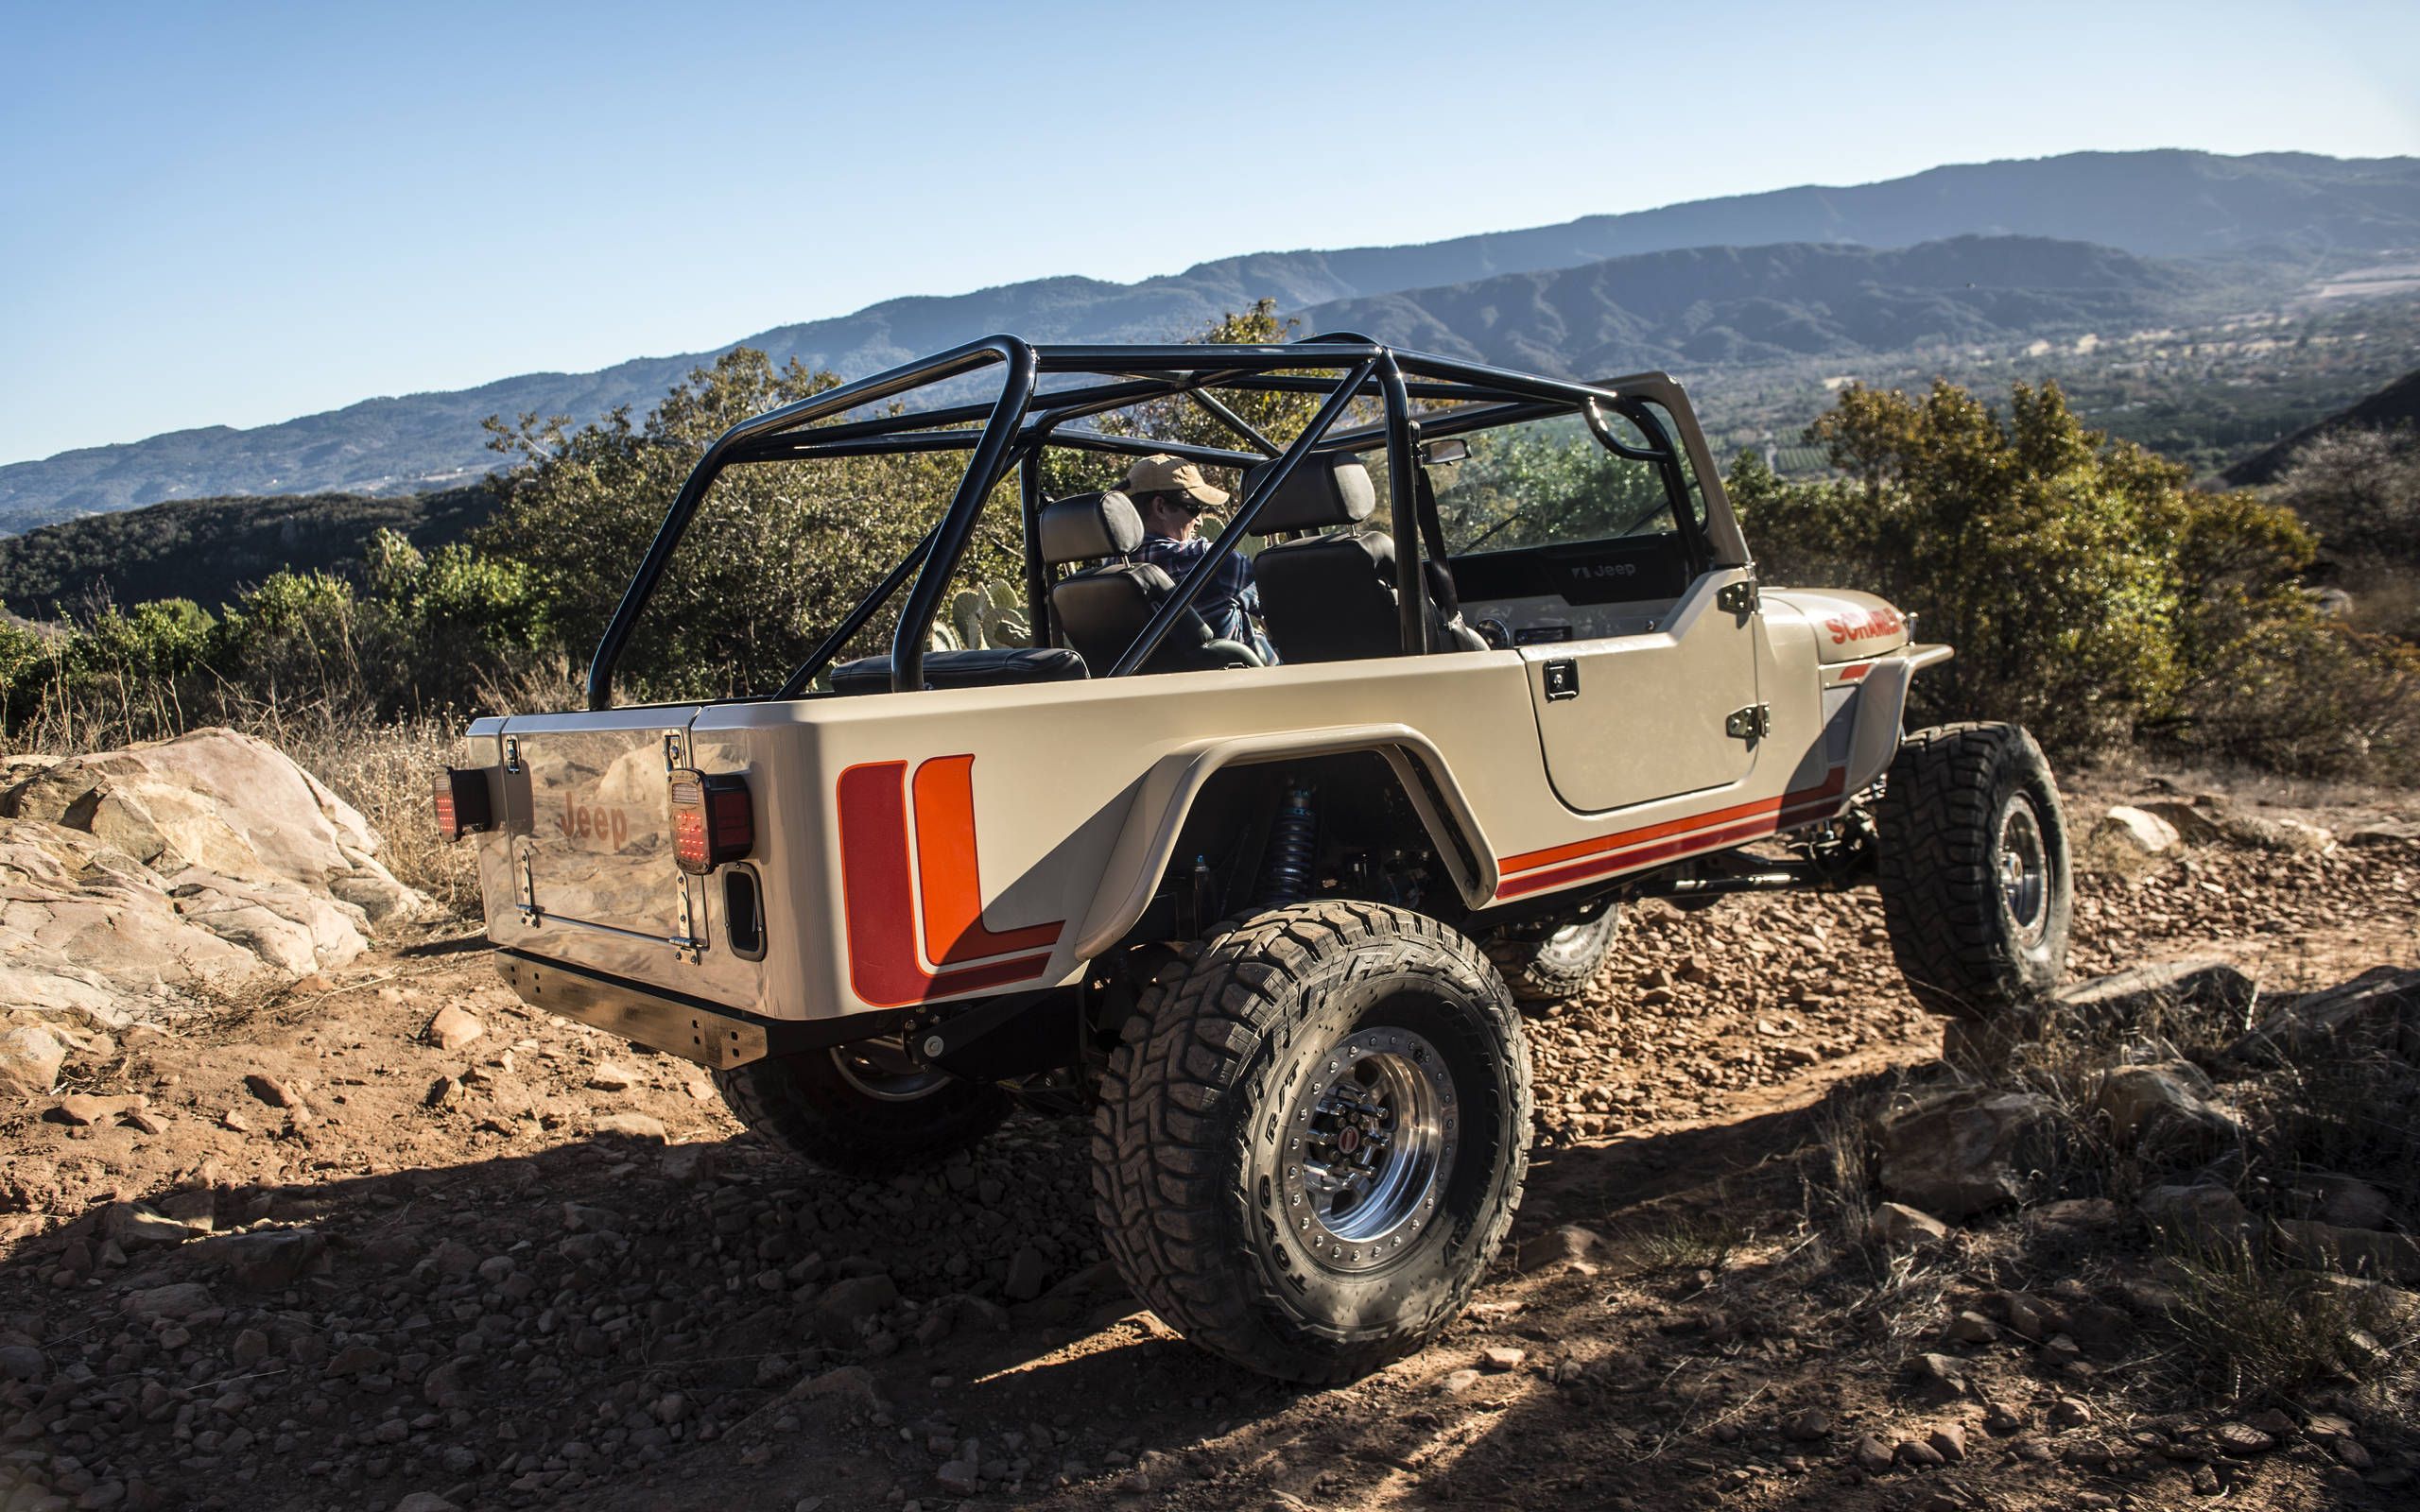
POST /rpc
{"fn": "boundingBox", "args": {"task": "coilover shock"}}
[1255,783,1318,907]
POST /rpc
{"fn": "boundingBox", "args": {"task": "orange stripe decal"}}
[836,760,1058,1009]
[1836,662,1872,681]
[1493,769,1849,901]
[912,754,1065,965]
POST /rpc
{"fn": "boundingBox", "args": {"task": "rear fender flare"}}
[1072,724,1495,959]
[1845,643,1954,793]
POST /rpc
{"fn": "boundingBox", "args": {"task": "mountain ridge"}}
[1294,234,2225,376]
[2221,365,2420,485]
[7,148,2416,530]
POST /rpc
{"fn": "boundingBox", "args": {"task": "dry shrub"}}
[2178,619,2420,784]
[1630,1207,1749,1273]
[2074,825,2167,883]
[2164,1233,2418,1405]
[293,715,480,919]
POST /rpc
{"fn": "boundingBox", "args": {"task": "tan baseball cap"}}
[1125,454,1230,509]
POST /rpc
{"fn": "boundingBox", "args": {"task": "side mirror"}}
[1419,438,1469,466]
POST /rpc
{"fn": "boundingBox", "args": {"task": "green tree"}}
[209,570,370,712]
[1725,379,2375,759]
[356,529,555,711]
[478,348,1009,699]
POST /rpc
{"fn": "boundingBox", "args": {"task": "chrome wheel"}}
[828,1039,950,1103]
[1277,1026,1459,1272]
[1996,797,2049,946]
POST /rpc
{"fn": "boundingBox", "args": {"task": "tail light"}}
[669,770,752,874]
[434,767,493,841]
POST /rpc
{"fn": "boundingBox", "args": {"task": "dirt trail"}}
[2,775,2415,1512]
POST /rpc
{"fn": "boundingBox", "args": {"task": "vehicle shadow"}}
[1,1063,1924,1511]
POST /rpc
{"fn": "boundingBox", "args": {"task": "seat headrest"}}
[1039,490,1145,564]
[1242,455,1378,533]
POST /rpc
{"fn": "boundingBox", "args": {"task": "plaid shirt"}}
[1134,531,1274,662]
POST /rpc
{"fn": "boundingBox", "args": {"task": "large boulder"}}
[2054,957,2256,1024]
[2233,967,2420,1064]
[2135,800,2227,846]
[2270,1221,2420,1284]
[0,728,429,1043]
[0,821,274,1021]
[2213,812,2335,853]
[2139,1183,2251,1243]
[2093,1061,2244,1150]
[2342,818,2420,849]
[4,729,419,907]
[1876,1089,2055,1218]
[2092,805,2181,856]
[0,1022,67,1098]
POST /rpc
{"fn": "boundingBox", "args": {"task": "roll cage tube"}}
[1378,354,1427,656]
[888,343,1038,693]
[585,337,1745,707]
[585,335,1037,709]
[769,393,1274,697]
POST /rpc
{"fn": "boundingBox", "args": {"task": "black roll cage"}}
[584,334,1711,709]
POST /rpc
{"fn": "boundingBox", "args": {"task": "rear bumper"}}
[493,949,902,1070]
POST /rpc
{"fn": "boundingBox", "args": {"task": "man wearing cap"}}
[1125,453,1277,663]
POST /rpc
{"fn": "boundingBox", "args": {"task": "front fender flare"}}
[1845,642,1954,793]
[1071,724,1495,960]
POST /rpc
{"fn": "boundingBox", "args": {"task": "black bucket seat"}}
[1039,490,1263,676]
[1244,455,1486,662]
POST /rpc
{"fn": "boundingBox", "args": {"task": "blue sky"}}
[3,0,2415,465]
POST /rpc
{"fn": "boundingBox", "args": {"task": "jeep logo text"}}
[556,795,631,849]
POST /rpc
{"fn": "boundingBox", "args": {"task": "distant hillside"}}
[0,484,495,618]
[4,148,2415,529]
[1298,235,2222,376]
[2221,365,2420,485]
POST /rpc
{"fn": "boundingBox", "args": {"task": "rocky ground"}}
[2,762,2416,1512]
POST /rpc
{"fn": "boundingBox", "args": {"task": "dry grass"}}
[1908,971,2420,1411]
[2164,1231,2420,1406]
[287,713,482,919]
[1630,1207,1751,1273]
[2069,746,2420,822]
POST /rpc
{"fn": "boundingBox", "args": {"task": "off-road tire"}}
[1092,901,1532,1383]
[713,1046,1009,1177]
[1876,722,2072,1020]
[1485,904,1622,1004]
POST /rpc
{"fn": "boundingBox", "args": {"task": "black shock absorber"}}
[1255,783,1318,907]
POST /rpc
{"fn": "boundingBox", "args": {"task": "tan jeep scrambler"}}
[440,335,2073,1382]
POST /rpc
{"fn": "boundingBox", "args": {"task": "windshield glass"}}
[1426,407,1683,556]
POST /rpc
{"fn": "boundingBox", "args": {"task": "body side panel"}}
[477,593,1925,1030]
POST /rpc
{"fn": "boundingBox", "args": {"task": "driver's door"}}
[1520,565,1761,813]
[1435,402,1761,816]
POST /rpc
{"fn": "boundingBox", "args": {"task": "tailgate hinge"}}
[1717,578,1760,614]
[669,878,703,960]
[515,843,541,919]
[1725,703,1772,741]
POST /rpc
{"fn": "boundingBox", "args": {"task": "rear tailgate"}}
[474,707,763,1008]
[510,712,695,936]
